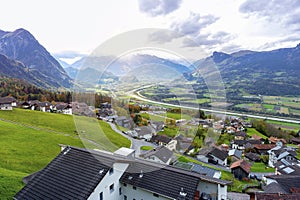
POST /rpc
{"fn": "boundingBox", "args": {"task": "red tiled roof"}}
[253,144,276,150]
[269,136,287,144]
[230,159,251,174]
[252,134,262,140]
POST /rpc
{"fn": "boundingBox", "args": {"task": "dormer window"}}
[109,168,114,175]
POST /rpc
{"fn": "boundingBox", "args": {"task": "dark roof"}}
[38,101,51,107]
[55,103,71,110]
[209,147,228,161]
[235,131,247,137]
[266,175,300,194]
[150,134,172,144]
[120,159,230,200]
[245,152,261,162]
[15,146,230,200]
[120,161,199,199]
[233,140,247,145]
[229,149,242,159]
[140,146,173,163]
[230,160,251,174]
[256,193,300,200]
[14,147,114,200]
[172,161,219,178]
[263,182,286,194]
[189,162,219,178]
[291,137,300,144]
[246,139,262,145]
[0,96,16,104]
[135,126,154,136]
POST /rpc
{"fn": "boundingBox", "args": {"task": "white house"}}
[268,146,299,168]
[54,103,72,115]
[134,126,155,141]
[14,146,230,200]
[197,147,228,166]
[0,96,17,110]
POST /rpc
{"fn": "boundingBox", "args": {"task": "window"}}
[133,186,136,190]
[124,195,127,200]
[109,184,114,193]
[109,168,114,175]
[99,192,103,200]
[153,193,159,197]
[119,187,122,195]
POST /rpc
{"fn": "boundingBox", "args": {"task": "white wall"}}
[0,104,12,110]
[121,184,171,200]
[197,181,218,200]
[166,140,177,151]
[88,163,129,200]
[218,184,227,200]
[63,108,72,115]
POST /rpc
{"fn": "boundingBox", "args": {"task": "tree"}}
[196,127,206,141]
[264,138,270,144]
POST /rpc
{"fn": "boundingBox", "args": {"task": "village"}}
[2,96,300,200]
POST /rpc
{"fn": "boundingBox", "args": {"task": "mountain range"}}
[60,54,191,84]
[0,28,300,95]
[192,44,300,95]
[0,28,72,88]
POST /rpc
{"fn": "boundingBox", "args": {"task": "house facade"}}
[14,146,230,200]
[0,96,17,110]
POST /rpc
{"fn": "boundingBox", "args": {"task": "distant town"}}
[2,95,300,200]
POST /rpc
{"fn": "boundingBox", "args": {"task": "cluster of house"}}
[0,96,99,116]
[14,146,231,200]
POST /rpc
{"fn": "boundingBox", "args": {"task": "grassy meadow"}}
[0,108,130,199]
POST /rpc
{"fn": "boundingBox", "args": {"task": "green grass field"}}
[158,126,179,137]
[250,162,275,173]
[266,119,300,130]
[246,128,267,139]
[140,146,154,151]
[0,108,130,198]
[0,120,84,198]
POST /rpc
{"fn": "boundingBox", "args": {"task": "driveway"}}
[108,122,156,156]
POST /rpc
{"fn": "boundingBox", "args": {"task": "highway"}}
[128,87,300,124]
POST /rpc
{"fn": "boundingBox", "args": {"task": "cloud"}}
[138,0,182,17]
[171,12,219,36]
[148,30,182,43]
[258,35,300,50]
[239,0,300,29]
[182,31,235,48]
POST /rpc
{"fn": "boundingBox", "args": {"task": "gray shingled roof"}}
[14,146,231,200]
[140,146,173,163]
[266,175,300,194]
[263,182,287,194]
[0,96,16,104]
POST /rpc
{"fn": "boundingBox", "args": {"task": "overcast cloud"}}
[239,0,300,29]
[138,0,182,16]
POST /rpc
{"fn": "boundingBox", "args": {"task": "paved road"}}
[108,122,156,156]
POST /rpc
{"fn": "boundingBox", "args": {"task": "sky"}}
[1,0,300,60]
